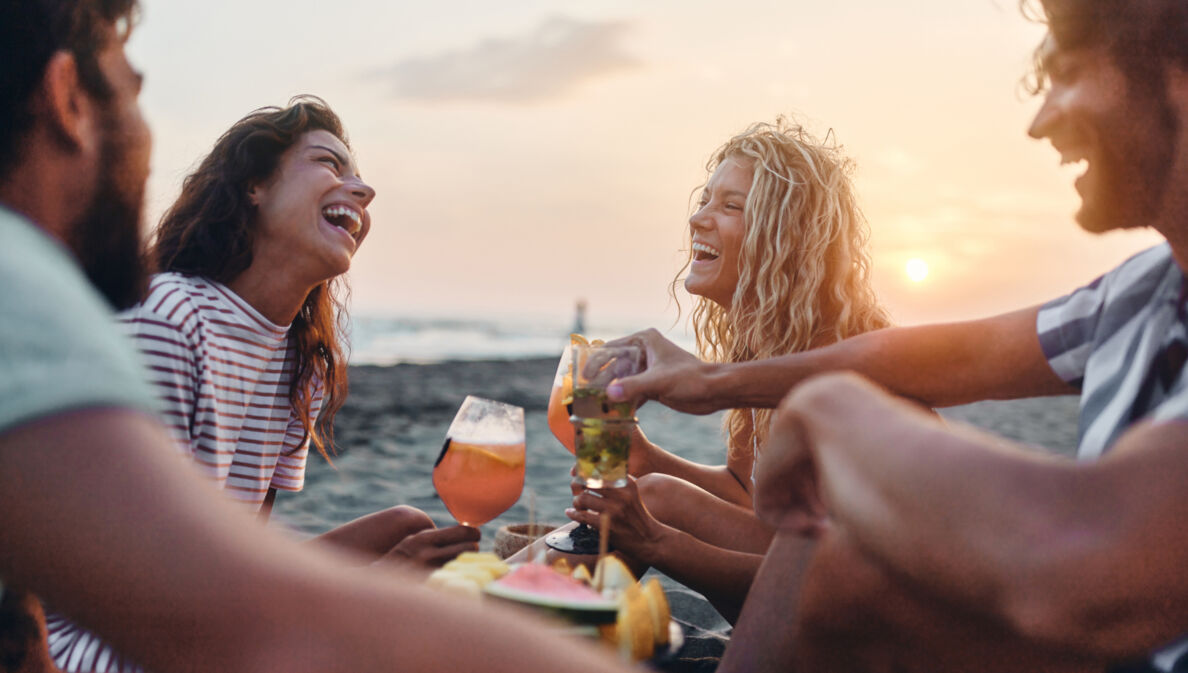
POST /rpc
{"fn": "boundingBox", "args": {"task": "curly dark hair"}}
[1023,0,1188,97]
[151,95,352,461]
[0,0,139,178]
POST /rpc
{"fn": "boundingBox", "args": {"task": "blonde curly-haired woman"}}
[534,118,890,623]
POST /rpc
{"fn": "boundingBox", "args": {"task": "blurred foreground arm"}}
[0,409,628,673]
[755,372,1188,660]
[608,307,1072,413]
[720,529,1104,673]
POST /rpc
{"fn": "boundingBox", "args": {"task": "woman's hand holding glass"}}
[380,525,483,569]
[566,476,667,563]
[544,342,642,554]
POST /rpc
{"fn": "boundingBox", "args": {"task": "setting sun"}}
[905,258,930,283]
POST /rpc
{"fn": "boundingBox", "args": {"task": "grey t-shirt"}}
[0,206,157,432]
[0,206,158,598]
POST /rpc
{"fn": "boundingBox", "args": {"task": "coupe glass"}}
[432,396,526,527]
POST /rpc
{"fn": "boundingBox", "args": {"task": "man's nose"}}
[1028,92,1060,140]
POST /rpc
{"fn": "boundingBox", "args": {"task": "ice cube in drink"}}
[572,417,632,488]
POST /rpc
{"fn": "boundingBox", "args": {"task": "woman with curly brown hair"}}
[531,117,890,623]
[46,96,477,672]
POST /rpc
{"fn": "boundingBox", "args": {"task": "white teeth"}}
[1058,157,1089,180]
[692,241,721,258]
[322,205,362,236]
[1058,146,1089,169]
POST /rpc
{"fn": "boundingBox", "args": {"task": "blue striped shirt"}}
[1038,243,1188,672]
[1038,243,1188,460]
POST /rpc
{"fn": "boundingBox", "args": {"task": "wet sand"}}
[271,358,1081,670]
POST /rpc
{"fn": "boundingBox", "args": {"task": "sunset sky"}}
[129,0,1164,333]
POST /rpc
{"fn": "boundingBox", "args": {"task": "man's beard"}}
[71,114,148,311]
[1080,82,1179,234]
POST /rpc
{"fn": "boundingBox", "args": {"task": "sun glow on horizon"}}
[905,258,930,284]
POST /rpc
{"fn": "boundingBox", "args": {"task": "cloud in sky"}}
[380,16,640,103]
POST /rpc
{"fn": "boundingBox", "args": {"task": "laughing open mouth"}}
[1058,146,1090,182]
[692,241,720,261]
[323,204,362,236]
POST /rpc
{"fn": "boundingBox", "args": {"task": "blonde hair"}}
[674,118,891,458]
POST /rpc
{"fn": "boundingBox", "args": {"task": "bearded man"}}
[0,3,630,673]
[606,1,1188,671]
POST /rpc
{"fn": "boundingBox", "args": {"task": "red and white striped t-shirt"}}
[49,273,328,672]
[119,272,321,508]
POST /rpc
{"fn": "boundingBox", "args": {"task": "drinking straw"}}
[527,489,546,565]
[527,489,536,539]
[598,512,610,561]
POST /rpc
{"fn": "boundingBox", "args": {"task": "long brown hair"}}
[673,118,891,458]
[150,95,351,461]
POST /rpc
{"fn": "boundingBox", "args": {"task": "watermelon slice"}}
[484,564,618,624]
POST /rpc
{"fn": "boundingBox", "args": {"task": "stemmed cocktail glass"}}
[546,346,577,454]
[545,342,642,553]
[544,345,597,553]
[433,396,526,528]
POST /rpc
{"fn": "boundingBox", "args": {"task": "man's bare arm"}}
[0,408,628,673]
[610,306,1073,413]
[761,373,1188,659]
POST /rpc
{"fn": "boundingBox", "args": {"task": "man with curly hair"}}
[612,1,1188,671]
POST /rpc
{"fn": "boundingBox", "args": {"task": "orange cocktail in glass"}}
[432,396,526,527]
[546,345,576,454]
[433,438,525,526]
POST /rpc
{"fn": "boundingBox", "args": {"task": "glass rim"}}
[452,395,525,431]
[570,415,638,425]
[459,394,524,412]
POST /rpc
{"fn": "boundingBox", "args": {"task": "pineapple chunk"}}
[571,563,593,585]
[642,579,671,646]
[615,584,654,661]
[551,558,573,576]
[593,555,636,597]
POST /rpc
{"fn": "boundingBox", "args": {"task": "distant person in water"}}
[46,96,479,672]
[573,298,588,335]
[518,118,890,622]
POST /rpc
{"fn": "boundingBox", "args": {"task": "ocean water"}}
[347,313,696,365]
[273,357,732,552]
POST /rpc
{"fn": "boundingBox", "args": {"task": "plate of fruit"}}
[426,553,680,661]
